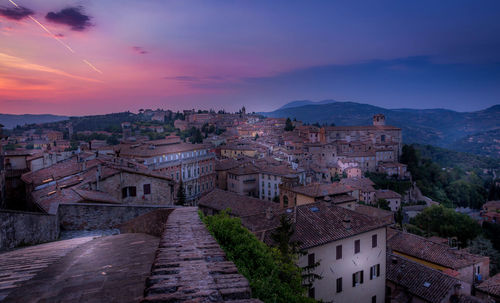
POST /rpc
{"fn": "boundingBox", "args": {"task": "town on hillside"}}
[1,109,499,303]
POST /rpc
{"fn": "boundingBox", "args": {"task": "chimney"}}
[342,215,351,229]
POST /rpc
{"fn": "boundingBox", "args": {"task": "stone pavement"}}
[0,236,94,301]
[143,207,261,303]
[3,233,159,303]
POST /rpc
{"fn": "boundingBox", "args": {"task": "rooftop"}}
[386,253,462,303]
[198,189,280,217]
[387,229,488,270]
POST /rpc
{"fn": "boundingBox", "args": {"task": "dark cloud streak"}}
[132,46,148,54]
[0,6,34,20]
[45,6,92,31]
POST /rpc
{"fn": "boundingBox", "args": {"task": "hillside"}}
[0,114,68,129]
[262,102,500,158]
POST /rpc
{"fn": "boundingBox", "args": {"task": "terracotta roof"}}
[388,229,488,270]
[483,201,500,211]
[215,158,247,171]
[325,125,401,131]
[340,177,376,192]
[375,189,401,200]
[198,189,280,217]
[241,202,389,250]
[227,164,259,176]
[386,253,462,303]
[289,182,353,198]
[353,204,395,225]
[476,273,500,298]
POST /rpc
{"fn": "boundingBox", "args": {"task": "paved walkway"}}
[3,233,159,303]
[0,236,94,301]
[143,207,260,302]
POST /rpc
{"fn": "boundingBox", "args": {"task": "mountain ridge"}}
[261,101,500,158]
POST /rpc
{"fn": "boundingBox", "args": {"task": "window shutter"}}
[370,267,373,280]
[360,270,364,284]
[122,187,127,198]
[352,273,356,287]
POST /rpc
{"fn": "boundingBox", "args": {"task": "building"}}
[386,253,471,303]
[475,273,500,302]
[242,202,389,302]
[377,162,408,179]
[226,163,260,197]
[340,177,377,205]
[117,141,215,203]
[388,229,490,287]
[279,181,357,209]
[481,201,500,224]
[375,189,402,211]
[220,144,260,159]
[258,165,306,202]
[21,155,175,214]
[214,158,248,190]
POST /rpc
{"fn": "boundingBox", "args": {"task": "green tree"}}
[284,118,295,131]
[270,215,321,292]
[376,199,391,211]
[176,181,186,206]
[468,235,500,275]
[201,211,314,303]
[411,205,481,247]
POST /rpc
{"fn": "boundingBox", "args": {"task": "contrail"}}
[8,0,102,75]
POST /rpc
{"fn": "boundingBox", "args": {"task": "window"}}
[336,277,342,293]
[122,186,136,198]
[370,264,380,279]
[143,184,151,195]
[355,240,360,254]
[308,253,315,267]
[372,234,377,248]
[352,270,363,287]
[336,245,342,260]
[372,295,376,303]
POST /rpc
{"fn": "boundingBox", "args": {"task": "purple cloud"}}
[0,6,34,20]
[45,6,92,31]
[132,46,148,55]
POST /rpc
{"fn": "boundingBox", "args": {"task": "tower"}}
[373,114,386,126]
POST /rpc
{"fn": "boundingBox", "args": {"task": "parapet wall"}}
[143,207,262,302]
[58,203,174,231]
[0,210,58,251]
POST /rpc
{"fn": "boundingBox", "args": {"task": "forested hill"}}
[0,113,68,129]
[261,102,500,158]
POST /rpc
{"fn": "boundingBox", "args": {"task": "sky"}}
[1,0,500,115]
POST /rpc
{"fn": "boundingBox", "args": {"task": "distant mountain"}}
[261,102,500,158]
[277,99,337,110]
[0,114,68,129]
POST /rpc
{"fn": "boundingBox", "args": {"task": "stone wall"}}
[0,210,59,251]
[119,209,173,237]
[58,203,174,231]
[143,207,261,302]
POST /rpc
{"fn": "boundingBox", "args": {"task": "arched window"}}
[283,195,289,208]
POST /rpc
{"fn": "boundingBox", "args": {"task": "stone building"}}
[226,163,259,197]
[21,156,175,214]
[117,141,215,204]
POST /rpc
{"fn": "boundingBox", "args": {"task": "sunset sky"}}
[1,0,500,115]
